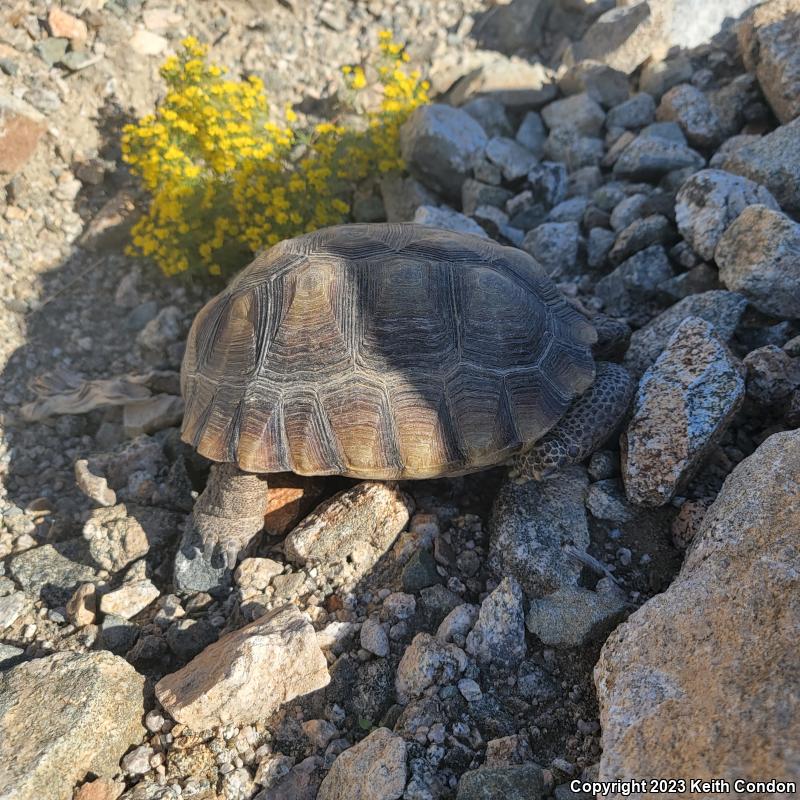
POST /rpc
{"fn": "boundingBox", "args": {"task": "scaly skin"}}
[510,362,635,482]
[174,463,269,596]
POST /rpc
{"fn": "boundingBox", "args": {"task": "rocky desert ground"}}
[0,1,799,799]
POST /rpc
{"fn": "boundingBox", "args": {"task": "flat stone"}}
[622,317,745,506]
[284,482,413,568]
[721,118,800,213]
[596,429,800,782]
[400,104,487,198]
[414,204,489,238]
[675,169,779,261]
[612,133,704,180]
[465,577,526,668]
[715,204,800,319]
[317,728,406,800]
[542,93,606,137]
[449,56,558,109]
[0,93,46,177]
[485,137,538,181]
[526,582,628,647]
[558,61,630,108]
[489,469,589,598]
[606,92,656,130]
[156,604,329,728]
[99,578,160,619]
[0,652,144,800]
[623,290,747,377]
[739,0,800,124]
[122,394,184,437]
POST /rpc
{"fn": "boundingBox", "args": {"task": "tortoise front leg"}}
[174,463,269,596]
[510,362,634,482]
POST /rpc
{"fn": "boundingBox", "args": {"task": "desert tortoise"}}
[176,223,633,593]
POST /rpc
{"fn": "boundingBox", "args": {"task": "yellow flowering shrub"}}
[121,33,430,278]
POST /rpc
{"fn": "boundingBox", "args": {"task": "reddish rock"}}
[264,473,328,536]
[48,8,88,46]
[0,94,46,177]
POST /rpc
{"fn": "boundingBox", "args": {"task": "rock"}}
[235,557,283,591]
[395,633,467,704]
[66,583,97,627]
[73,777,124,800]
[639,55,693,98]
[586,480,639,523]
[715,205,800,319]
[545,130,605,169]
[609,193,648,232]
[137,305,182,352]
[595,245,673,318]
[458,677,483,702]
[413,205,489,238]
[606,92,656,130]
[129,29,168,56]
[471,0,551,53]
[401,548,440,593]
[380,175,439,222]
[82,504,183,572]
[99,578,160,619]
[622,317,745,506]
[0,652,144,800]
[121,744,153,776]
[99,614,139,655]
[437,603,480,647]
[675,169,779,261]
[418,584,463,631]
[457,765,545,800]
[35,38,69,67]
[122,394,185,437]
[7,540,99,606]
[261,474,325,537]
[548,197,589,223]
[612,133,704,180]
[449,57,558,109]
[0,93,47,177]
[462,97,513,138]
[317,728,406,800]
[515,111,547,157]
[0,592,30,630]
[74,459,116,507]
[541,93,606,137]
[656,84,723,149]
[461,179,513,216]
[485,137,538,181]
[47,7,88,44]
[659,263,720,301]
[739,0,800,124]
[165,618,219,661]
[623,290,747,377]
[526,581,628,647]
[400,104,488,198]
[570,2,665,74]
[587,227,615,269]
[360,617,390,657]
[489,469,589,597]
[744,345,800,407]
[596,430,800,783]
[558,61,630,109]
[608,215,673,265]
[721,118,800,213]
[465,577,526,669]
[156,604,329,728]
[521,221,581,277]
[284,482,412,568]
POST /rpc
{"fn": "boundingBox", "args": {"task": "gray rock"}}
[400,104,488,198]
[165,617,219,661]
[436,603,480,647]
[413,205,489,238]
[360,617,390,658]
[0,592,30,630]
[658,263,720,301]
[401,548,440,593]
[472,205,524,246]
[521,221,581,278]
[548,197,589,223]
[449,56,558,109]
[739,0,800,124]
[639,55,693,98]
[395,633,467,704]
[639,120,687,144]
[7,540,99,606]
[380,175,439,222]
[0,644,25,670]
[137,305,182,352]
[0,652,145,800]
[486,137,538,181]
[596,429,800,781]
[595,245,673,317]
[489,469,589,598]
[613,133,704,180]
[623,290,747,377]
[622,317,745,506]
[743,345,800,408]
[715,204,800,319]
[99,613,140,655]
[462,179,513,215]
[586,480,639,523]
[656,83,723,149]
[457,765,545,800]
[526,161,568,208]
[721,118,800,213]
[675,169,779,261]
[608,214,673,265]
[526,581,628,647]
[470,0,551,53]
[558,61,630,108]
[465,577,526,669]
[610,193,648,232]
[606,92,656,130]
[462,97,513,138]
[587,227,616,269]
[515,111,547,158]
[542,93,606,137]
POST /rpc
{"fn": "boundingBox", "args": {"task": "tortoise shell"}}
[181,223,597,479]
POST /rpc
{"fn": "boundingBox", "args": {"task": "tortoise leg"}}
[174,463,269,596]
[510,362,634,482]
